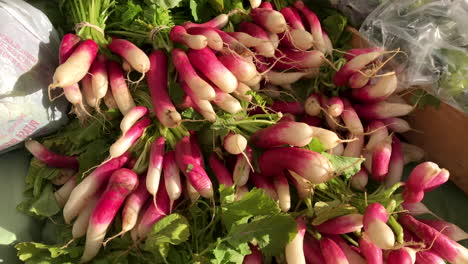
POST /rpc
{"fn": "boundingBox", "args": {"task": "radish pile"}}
[16,0,468,263]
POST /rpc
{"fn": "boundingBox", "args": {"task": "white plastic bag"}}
[360,0,468,112]
[0,0,68,153]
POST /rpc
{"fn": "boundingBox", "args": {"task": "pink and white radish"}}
[304,234,326,264]
[405,162,442,191]
[365,121,389,152]
[187,27,223,51]
[387,247,417,264]
[108,61,136,114]
[354,102,413,120]
[163,151,182,211]
[223,133,248,155]
[25,139,79,169]
[119,173,150,236]
[137,179,170,239]
[172,48,215,100]
[251,8,287,34]
[63,152,130,223]
[72,195,98,239]
[424,169,450,191]
[419,219,468,242]
[310,126,352,150]
[238,22,276,58]
[304,93,322,116]
[109,118,152,158]
[274,49,325,70]
[385,136,404,188]
[146,137,166,197]
[120,106,148,134]
[250,121,313,148]
[285,217,306,264]
[333,48,384,86]
[218,53,258,83]
[243,244,263,264]
[50,39,98,89]
[381,118,412,133]
[363,203,395,250]
[314,214,364,235]
[270,101,305,115]
[233,83,253,102]
[212,88,243,114]
[351,168,369,191]
[80,168,138,263]
[208,153,233,187]
[59,33,81,64]
[180,82,217,122]
[266,70,317,86]
[188,48,238,93]
[415,251,445,264]
[343,134,364,158]
[259,147,334,184]
[233,147,253,187]
[401,202,440,218]
[320,237,350,264]
[250,172,278,200]
[351,73,398,103]
[103,90,118,110]
[402,143,425,164]
[371,137,392,182]
[348,69,372,89]
[108,38,150,74]
[186,178,200,204]
[228,32,265,48]
[341,105,364,135]
[54,176,77,207]
[147,50,182,128]
[294,1,326,53]
[345,47,385,61]
[273,172,291,212]
[399,214,468,264]
[89,54,108,106]
[328,235,367,264]
[182,14,229,29]
[359,233,383,264]
[82,74,96,108]
[52,169,76,186]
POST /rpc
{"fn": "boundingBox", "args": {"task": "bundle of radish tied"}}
[15,0,468,263]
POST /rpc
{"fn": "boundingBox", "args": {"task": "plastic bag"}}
[360,0,468,112]
[317,0,386,27]
[0,0,68,153]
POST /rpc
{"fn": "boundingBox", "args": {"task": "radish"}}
[147,50,182,128]
[137,179,170,239]
[304,93,321,116]
[419,219,468,242]
[322,31,333,55]
[235,185,249,201]
[385,136,404,188]
[50,39,98,89]
[214,29,251,56]
[251,8,287,34]
[287,171,311,200]
[81,168,138,263]
[274,49,325,70]
[120,173,150,236]
[238,22,275,58]
[328,235,367,264]
[402,143,425,164]
[351,73,398,103]
[54,176,77,207]
[301,115,322,127]
[250,121,313,148]
[109,118,152,158]
[233,82,253,102]
[89,54,108,106]
[359,233,383,264]
[120,106,148,134]
[343,134,364,158]
[233,146,253,187]
[304,234,326,264]
[424,169,449,191]
[187,27,223,51]
[25,139,79,169]
[294,1,326,53]
[243,73,263,87]
[280,28,314,51]
[63,153,130,223]
[172,49,216,100]
[259,1,273,9]
[342,106,364,135]
[401,202,440,218]
[270,101,305,115]
[280,7,305,30]
[415,251,445,264]
[72,195,98,239]
[273,172,291,212]
[399,214,468,264]
[59,33,81,64]
[406,162,441,191]
[387,247,416,264]
[354,102,413,120]
[285,217,306,264]
[250,172,278,200]
[279,113,296,122]
[182,14,229,29]
[208,153,233,187]
[348,69,372,89]
[310,126,351,150]
[333,49,384,86]
[188,48,238,93]
[363,203,395,250]
[82,74,96,108]
[266,70,317,86]
[327,97,345,117]
[63,83,88,117]
[259,147,334,184]
[163,151,182,211]
[386,94,407,104]
[52,169,75,186]
[268,32,280,50]
[314,214,364,234]
[371,137,392,182]
[344,47,385,61]
[103,90,118,110]
[228,32,265,48]
[363,203,389,226]
[189,135,204,166]
[108,38,150,74]
[243,244,263,264]
[186,178,200,204]
[212,88,243,114]
[351,168,369,191]
[122,59,133,72]
[381,118,411,133]
[320,237,350,264]
[146,137,166,197]
[218,53,258,83]
[180,82,217,122]
[365,121,389,152]
[108,61,136,114]
[175,136,213,198]
[223,133,247,155]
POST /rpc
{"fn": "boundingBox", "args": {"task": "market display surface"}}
[13,0,468,263]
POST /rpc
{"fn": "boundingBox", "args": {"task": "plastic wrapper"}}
[360,0,468,112]
[317,0,386,27]
[0,0,68,153]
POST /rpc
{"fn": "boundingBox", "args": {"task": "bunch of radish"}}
[23,0,468,263]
